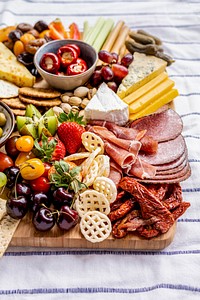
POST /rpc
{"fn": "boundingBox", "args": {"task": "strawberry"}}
[33,133,66,162]
[57,111,85,154]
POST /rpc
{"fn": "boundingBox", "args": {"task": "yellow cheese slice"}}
[129,78,174,114]
[123,72,168,105]
[0,42,35,87]
[129,89,179,121]
[117,52,167,99]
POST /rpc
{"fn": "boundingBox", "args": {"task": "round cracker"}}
[2,97,26,109]
[19,95,61,107]
[11,109,26,116]
[19,87,61,98]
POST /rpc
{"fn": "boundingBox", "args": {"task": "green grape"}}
[0,172,7,188]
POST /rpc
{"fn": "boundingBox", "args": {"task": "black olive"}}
[8,29,23,42]
[29,67,40,78]
[17,52,34,68]
[34,20,49,33]
[16,23,33,33]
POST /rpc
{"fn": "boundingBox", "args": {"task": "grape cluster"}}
[4,166,79,232]
[90,50,134,92]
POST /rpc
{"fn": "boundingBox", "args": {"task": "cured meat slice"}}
[156,159,187,175]
[104,141,137,168]
[139,135,186,165]
[118,177,175,233]
[88,120,144,140]
[88,121,158,154]
[91,125,142,156]
[135,165,191,184]
[130,108,183,142]
[155,151,187,171]
[152,162,190,180]
[124,157,157,179]
[109,168,122,186]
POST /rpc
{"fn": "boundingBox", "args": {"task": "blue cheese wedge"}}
[117,52,167,99]
[0,42,35,87]
[84,82,129,125]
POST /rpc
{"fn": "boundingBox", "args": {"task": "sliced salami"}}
[155,150,187,171]
[139,135,186,165]
[156,159,187,175]
[130,109,183,142]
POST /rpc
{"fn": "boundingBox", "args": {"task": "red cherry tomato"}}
[0,152,14,172]
[29,176,50,193]
[57,45,78,67]
[40,52,60,73]
[67,58,88,75]
[5,135,20,158]
[42,162,52,178]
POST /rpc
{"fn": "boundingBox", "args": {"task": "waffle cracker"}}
[82,160,99,187]
[19,87,61,98]
[19,94,61,107]
[0,198,6,221]
[81,132,104,154]
[75,190,110,218]
[93,176,117,203]
[95,155,110,177]
[80,211,112,243]
[2,97,26,109]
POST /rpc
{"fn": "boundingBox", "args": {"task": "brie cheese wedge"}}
[84,83,129,125]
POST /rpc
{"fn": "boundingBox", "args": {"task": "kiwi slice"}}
[16,116,33,131]
[25,104,42,119]
[20,123,38,139]
[43,116,58,136]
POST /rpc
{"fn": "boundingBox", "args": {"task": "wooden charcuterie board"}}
[10,213,176,250]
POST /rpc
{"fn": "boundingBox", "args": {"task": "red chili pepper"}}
[40,52,60,73]
[57,45,78,67]
[69,23,81,40]
[67,58,88,75]
[67,43,81,57]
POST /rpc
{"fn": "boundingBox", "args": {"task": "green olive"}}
[0,112,6,127]
[0,127,3,138]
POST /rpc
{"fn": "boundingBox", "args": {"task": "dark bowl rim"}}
[34,39,98,79]
[0,101,15,148]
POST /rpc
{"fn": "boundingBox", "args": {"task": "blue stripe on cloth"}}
[179,93,200,96]
[0,284,200,295]
[4,249,200,257]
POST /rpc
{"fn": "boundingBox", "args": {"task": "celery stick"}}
[92,18,114,52]
[83,20,90,41]
[84,17,105,46]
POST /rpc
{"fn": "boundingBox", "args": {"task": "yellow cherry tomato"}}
[16,135,34,152]
[15,151,36,167]
[20,158,45,180]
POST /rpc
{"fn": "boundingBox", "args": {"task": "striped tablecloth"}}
[0,1,200,299]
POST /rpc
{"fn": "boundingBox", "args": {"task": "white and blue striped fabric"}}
[0,0,200,299]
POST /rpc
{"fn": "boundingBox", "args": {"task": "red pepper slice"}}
[67,58,88,75]
[57,45,78,67]
[40,52,60,73]
[69,23,81,40]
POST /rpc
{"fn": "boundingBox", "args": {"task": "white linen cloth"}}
[0,0,200,299]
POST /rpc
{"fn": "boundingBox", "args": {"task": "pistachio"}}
[74,86,89,98]
[88,87,97,100]
[60,103,72,114]
[68,96,82,107]
[71,105,80,113]
[53,106,64,116]
[61,94,70,103]
[78,109,86,120]
[81,98,90,109]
